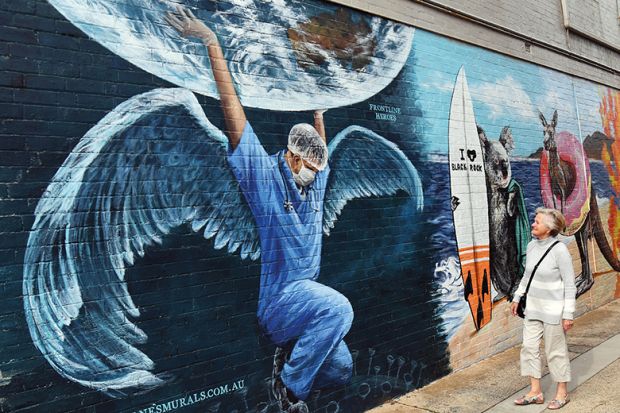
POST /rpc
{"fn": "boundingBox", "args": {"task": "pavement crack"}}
[411,405,440,413]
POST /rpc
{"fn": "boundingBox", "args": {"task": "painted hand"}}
[507,191,516,217]
[562,319,574,332]
[165,6,217,45]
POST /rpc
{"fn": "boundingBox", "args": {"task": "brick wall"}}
[0,1,618,412]
[328,0,620,87]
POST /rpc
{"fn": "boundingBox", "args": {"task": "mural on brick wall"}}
[2,0,620,412]
[537,108,620,296]
[420,34,620,337]
[13,2,442,413]
[421,42,620,340]
[599,90,620,298]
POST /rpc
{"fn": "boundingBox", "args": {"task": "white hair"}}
[535,207,566,236]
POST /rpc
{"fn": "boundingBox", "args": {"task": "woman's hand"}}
[165,6,217,45]
[562,319,574,332]
[510,301,518,316]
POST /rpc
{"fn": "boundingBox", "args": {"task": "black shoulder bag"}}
[516,240,560,319]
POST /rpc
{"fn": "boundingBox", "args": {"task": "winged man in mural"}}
[23,5,423,412]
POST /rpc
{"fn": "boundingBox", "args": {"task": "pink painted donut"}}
[539,131,591,236]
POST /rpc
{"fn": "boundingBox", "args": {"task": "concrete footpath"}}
[370,299,620,413]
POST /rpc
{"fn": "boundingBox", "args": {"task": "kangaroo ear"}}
[477,125,489,147]
[551,110,558,128]
[499,126,515,153]
[538,110,547,126]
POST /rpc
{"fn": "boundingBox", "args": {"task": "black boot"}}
[272,347,309,413]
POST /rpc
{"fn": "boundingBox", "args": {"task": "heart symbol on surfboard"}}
[466,149,477,162]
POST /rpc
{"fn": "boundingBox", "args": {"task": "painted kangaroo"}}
[540,111,575,212]
[478,126,529,299]
[539,110,620,296]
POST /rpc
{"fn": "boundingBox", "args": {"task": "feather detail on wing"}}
[23,88,259,397]
[323,125,423,235]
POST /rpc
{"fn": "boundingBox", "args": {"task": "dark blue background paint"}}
[0,12,451,412]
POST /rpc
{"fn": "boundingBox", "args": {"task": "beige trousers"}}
[520,318,571,382]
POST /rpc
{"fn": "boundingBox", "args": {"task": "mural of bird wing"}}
[23,88,259,397]
[323,125,424,235]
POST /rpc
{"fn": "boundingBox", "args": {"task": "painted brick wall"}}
[0,1,619,413]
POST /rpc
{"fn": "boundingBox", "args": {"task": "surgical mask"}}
[293,163,316,187]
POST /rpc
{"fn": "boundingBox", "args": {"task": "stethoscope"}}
[278,155,320,213]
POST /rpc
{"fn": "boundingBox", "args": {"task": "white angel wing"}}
[323,125,424,235]
[23,88,259,397]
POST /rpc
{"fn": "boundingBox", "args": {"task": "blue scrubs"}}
[228,122,353,400]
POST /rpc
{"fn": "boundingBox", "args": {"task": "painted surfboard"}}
[448,67,492,330]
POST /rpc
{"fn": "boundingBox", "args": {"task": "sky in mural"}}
[413,30,606,157]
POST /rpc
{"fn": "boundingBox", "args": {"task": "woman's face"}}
[532,213,552,239]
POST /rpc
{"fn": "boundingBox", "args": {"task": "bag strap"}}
[524,240,560,294]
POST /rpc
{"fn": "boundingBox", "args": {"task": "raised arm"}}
[166,7,246,149]
[314,109,327,144]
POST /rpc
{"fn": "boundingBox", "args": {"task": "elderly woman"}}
[510,207,577,410]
